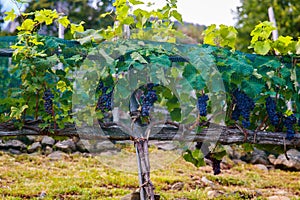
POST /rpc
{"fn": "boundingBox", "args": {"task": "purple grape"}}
[96,81,113,112]
[141,84,158,117]
[266,96,280,126]
[197,94,209,117]
[43,89,54,114]
[212,158,221,175]
[284,114,297,140]
[232,89,255,128]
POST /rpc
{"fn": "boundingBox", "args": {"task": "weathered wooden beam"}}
[0,124,299,147]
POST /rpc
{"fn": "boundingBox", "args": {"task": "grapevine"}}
[1,3,300,198]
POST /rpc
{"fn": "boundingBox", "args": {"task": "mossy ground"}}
[0,150,299,200]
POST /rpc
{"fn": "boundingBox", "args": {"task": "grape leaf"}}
[4,9,17,21]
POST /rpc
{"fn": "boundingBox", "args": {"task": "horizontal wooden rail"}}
[0,123,299,147]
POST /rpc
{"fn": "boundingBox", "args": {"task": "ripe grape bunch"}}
[96,81,113,112]
[43,89,54,114]
[265,96,280,126]
[140,83,158,117]
[231,89,255,128]
[197,94,209,117]
[211,157,221,175]
[284,114,297,140]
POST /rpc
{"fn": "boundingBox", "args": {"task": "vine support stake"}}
[135,141,146,200]
[130,91,155,200]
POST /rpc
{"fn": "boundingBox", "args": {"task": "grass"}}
[0,149,299,200]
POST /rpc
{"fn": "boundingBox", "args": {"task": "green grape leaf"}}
[170,10,182,23]
[183,149,205,168]
[70,22,85,34]
[58,16,70,28]
[130,52,148,64]
[17,19,36,32]
[100,10,113,18]
[211,150,226,160]
[4,9,17,21]
[149,54,171,67]
[242,80,264,97]
[10,105,28,120]
[252,40,271,55]
[129,0,144,5]
[170,108,181,122]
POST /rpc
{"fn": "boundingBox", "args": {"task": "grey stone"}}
[254,164,268,171]
[39,191,47,199]
[47,151,69,161]
[9,148,22,155]
[201,176,214,186]
[269,149,300,170]
[268,154,276,164]
[156,141,177,151]
[2,140,27,151]
[44,146,53,155]
[41,136,55,146]
[94,140,116,152]
[250,148,270,165]
[28,142,42,153]
[75,139,92,152]
[26,135,38,144]
[16,135,35,145]
[0,139,5,147]
[54,139,76,153]
[171,182,184,190]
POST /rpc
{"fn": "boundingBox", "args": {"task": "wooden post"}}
[268,7,278,41]
[268,6,293,110]
[130,91,155,200]
[57,1,65,70]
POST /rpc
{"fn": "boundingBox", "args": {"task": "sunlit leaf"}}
[4,9,17,21]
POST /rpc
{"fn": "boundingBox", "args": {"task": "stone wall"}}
[0,135,299,171]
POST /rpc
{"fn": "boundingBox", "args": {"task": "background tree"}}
[234,0,300,52]
[174,22,206,44]
[21,0,115,37]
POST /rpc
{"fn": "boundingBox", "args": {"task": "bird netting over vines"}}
[0,35,299,140]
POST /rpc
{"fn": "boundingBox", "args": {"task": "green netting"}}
[0,35,299,93]
[0,35,300,136]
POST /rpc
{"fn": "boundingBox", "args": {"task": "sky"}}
[2,0,241,26]
[139,0,241,26]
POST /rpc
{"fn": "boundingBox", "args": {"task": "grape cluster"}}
[140,83,158,117]
[43,89,54,114]
[197,94,209,117]
[195,143,222,175]
[96,81,113,112]
[283,114,297,140]
[265,96,280,126]
[211,157,221,175]
[231,89,255,128]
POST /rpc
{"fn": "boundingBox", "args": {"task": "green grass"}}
[0,150,299,200]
